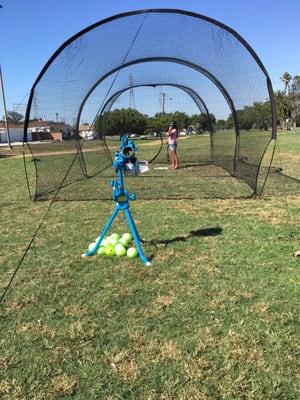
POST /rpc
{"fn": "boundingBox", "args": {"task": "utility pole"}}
[161,93,172,115]
[159,87,172,116]
[12,103,27,116]
[0,65,12,148]
[129,75,136,109]
[32,96,38,119]
[162,92,165,115]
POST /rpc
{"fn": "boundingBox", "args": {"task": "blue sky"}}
[1,0,299,112]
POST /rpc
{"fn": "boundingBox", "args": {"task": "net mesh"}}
[23,9,299,201]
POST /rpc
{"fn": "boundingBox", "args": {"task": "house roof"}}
[0,122,23,129]
[79,124,93,131]
[0,120,72,130]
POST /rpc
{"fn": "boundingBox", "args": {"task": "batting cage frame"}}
[23,8,280,202]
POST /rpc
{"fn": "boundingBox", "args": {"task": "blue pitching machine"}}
[82,134,151,266]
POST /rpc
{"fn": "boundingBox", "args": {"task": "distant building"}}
[79,124,98,139]
[27,120,74,141]
[0,123,28,143]
[0,120,75,143]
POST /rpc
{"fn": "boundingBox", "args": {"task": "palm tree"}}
[280,72,292,95]
[289,77,300,129]
[290,75,300,94]
[273,90,295,129]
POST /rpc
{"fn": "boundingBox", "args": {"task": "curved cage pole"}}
[252,78,277,196]
[99,83,213,133]
[23,141,37,201]
[94,82,215,164]
[75,57,239,170]
[23,8,277,202]
[254,138,276,197]
[75,57,240,142]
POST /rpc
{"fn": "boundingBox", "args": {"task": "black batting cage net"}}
[23,9,298,201]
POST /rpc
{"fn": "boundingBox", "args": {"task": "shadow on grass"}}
[143,226,222,248]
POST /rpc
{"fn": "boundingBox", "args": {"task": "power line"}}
[12,103,27,115]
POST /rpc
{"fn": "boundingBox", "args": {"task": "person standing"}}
[167,121,179,169]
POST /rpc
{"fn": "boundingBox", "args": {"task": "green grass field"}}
[0,131,299,399]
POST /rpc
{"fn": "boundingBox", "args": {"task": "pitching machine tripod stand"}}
[82,134,151,266]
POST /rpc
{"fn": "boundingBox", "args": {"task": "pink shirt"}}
[168,128,177,145]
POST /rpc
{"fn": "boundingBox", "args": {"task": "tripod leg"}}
[82,205,119,257]
[123,208,151,266]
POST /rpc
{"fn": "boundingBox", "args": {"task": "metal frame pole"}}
[0,65,12,148]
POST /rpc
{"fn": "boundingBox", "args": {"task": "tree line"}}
[95,109,216,136]
[275,73,300,129]
[3,73,300,133]
[94,73,300,135]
